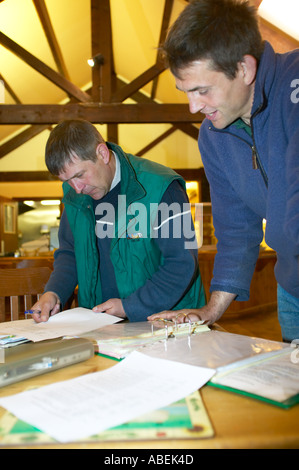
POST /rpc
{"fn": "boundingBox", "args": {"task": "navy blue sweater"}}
[199,42,299,300]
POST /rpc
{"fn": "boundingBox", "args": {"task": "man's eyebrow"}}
[176,84,209,93]
[60,170,82,183]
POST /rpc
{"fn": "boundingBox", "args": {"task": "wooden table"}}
[0,353,298,449]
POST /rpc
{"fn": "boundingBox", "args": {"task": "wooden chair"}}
[0,267,52,322]
[16,258,54,270]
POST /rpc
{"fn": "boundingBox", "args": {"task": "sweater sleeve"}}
[44,210,78,307]
[122,180,199,321]
[284,83,299,251]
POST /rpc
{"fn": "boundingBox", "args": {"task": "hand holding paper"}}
[29,291,61,323]
[92,298,126,319]
[0,308,122,342]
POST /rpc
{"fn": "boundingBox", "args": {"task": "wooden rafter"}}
[0,125,50,159]
[0,171,57,182]
[0,0,298,166]
[137,123,199,157]
[0,103,202,124]
[0,31,91,102]
[259,18,299,53]
[0,78,200,160]
[137,127,177,157]
[151,0,174,100]
[33,0,70,80]
[0,0,201,157]
[91,0,114,103]
[0,74,21,103]
[111,63,166,103]
[0,0,67,159]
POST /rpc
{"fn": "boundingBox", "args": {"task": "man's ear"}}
[96,143,110,164]
[240,55,257,86]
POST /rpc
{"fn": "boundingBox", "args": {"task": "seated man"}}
[32,119,205,322]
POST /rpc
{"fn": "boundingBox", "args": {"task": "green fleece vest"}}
[62,143,205,313]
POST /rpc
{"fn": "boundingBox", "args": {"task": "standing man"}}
[31,119,205,323]
[148,0,299,342]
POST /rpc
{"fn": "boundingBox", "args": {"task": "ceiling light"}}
[87,53,104,67]
[23,200,35,207]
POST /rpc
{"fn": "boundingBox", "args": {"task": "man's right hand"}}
[148,291,236,325]
[30,291,61,323]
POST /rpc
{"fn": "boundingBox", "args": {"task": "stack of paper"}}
[0,335,29,348]
[0,351,215,443]
[141,330,299,408]
[0,308,122,343]
[0,390,214,445]
[209,347,299,407]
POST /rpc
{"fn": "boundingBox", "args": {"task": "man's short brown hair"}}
[163,0,264,80]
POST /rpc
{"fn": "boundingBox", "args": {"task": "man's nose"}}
[187,93,204,114]
[71,179,85,194]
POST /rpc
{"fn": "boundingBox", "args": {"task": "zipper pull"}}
[252,146,258,169]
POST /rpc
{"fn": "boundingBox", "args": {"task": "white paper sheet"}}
[0,351,215,443]
[0,308,122,342]
[211,349,299,402]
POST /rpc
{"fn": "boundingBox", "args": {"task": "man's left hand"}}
[93,298,126,318]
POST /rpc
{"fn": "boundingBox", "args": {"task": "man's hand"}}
[93,298,126,319]
[148,308,207,324]
[147,291,236,325]
[31,291,61,323]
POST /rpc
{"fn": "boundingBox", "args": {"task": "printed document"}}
[0,351,215,443]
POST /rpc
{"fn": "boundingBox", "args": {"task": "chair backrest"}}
[16,258,53,270]
[0,267,52,322]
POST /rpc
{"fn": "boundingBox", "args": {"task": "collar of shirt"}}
[232,118,252,137]
[109,151,121,191]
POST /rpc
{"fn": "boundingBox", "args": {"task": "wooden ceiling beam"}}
[115,77,153,103]
[0,85,200,161]
[33,0,70,80]
[111,63,166,103]
[0,6,75,160]
[90,0,117,142]
[0,103,203,124]
[0,1,209,160]
[0,32,91,103]
[250,1,299,52]
[0,74,21,103]
[91,0,114,102]
[0,0,67,160]
[136,122,199,157]
[151,0,174,100]
[0,171,57,182]
[0,90,85,159]
[259,18,299,53]
[175,123,199,140]
[137,127,177,157]
[0,125,51,160]
[0,169,207,184]
[0,76,164,160]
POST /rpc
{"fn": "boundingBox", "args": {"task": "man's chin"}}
[88,190,106,200]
